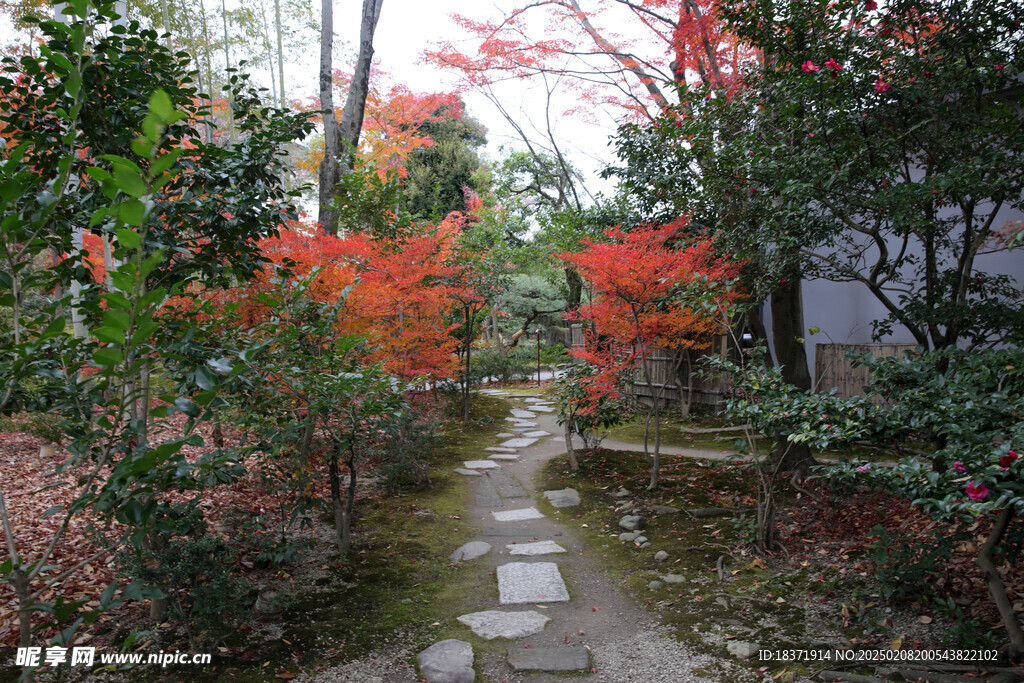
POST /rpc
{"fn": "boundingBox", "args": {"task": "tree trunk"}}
[769,274,816,474]
[317,0,384,235]
[564,419,578,471]
[564,267,583,308]
[317,0,340,233]
[274,0,285,108]
[978,507,1024,655]
[462,303,473,422]
[328,450,346,553]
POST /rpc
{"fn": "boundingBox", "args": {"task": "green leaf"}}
[102,307,131,330]
[150,149,182,176]
[49,52,73,74]
[92,347,123,366]
[115,228,141,250]
[84,167,112,183]
[117,199,146,226]
[149,89,173,122]
[112,163,146,198]
[93,326,126,345]
[131,136,152,158]
[174,398,200,417]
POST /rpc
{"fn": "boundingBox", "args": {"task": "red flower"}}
[1000,450,1020,468]
[966,480,989,502]
[801,61,820,73]
[994,63,1005,71]
[864,0,877,9]
[874,78,891,93]
[824,58,843,72]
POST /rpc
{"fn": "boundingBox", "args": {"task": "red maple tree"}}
[561,218,742,488]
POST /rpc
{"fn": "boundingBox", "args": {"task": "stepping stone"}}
[455,468,482,477]
[506,540,566,556]
[418,639,474,683]
[522,430,551,438]
[488,453,520,461]
[543,488,581,508]
[507,647,589,672]
[486,446,517,453]
[482,525,538,537]
[456,610,550,640]
[529,405,556,413]
[500,438,538,449]
[492,507,544,522]
[464,460,500,470]
[473,479,501,507]
[496,562,569,604]
[523,398,548,403]
[495,432,514,438]
[488,470,530,498]
[505,419,538,427]
[450,541,492,562]
[510,409,537,419]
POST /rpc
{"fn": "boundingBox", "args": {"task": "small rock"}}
[633,535,648,544]
[611,488,633,498]
[654,550,669,562]
[450,541,492,562]
[648,580,664,590]
[618,532,639,542]
[618,515,645,531]
[418,639,474,683]
[543,488,581,508]
[715,597,729,609]
[649,505,680,515]
[639,542,651,549]
[726,640,760,660]
[663,573,686,584]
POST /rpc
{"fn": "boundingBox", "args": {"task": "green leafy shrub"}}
[374,411,439,493]
[471,348,534,385]
[119,534,253,643]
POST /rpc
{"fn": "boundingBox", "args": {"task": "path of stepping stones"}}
[417,391,592,681]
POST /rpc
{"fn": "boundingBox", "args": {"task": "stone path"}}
[418,393,597,681]
[418,391,751,683]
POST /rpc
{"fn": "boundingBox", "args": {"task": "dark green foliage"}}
[374,411,439,494]
[119,534,254,642]
[868,524,965,603]
[398,107,486,221]
[470,348,535,385]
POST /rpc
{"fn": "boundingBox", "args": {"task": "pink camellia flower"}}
[1000,450,1020,468]
[994,63,1005,71]
[966,480,989,502]
[864,0,877,9]
[824,58,843,72]
[801,61,820,73]
[856,464,872,471]
[953,461,967,474]
[874,78,891,93]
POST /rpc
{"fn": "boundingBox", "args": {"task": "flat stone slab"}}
[486,446,517,453]
[455,468,482,477]
[507,647,589,671]
[488,453,520,461]
[456,610,550,640]
[497,562,570,604]
[510,409,537,419]
[487,470,530,498]
[506,540,566,556]
[450,541,492,562]
[464,460,500,470]
[500,438,538,449]
[473,479,501,507]
[505,419,538,426]
[495,432,514,438]
[522,430,551,438]
[543,488,581,508]
[418,639,474,683]
[529,405,556,413]
[524,398,547,403]
[492,507,545,522]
